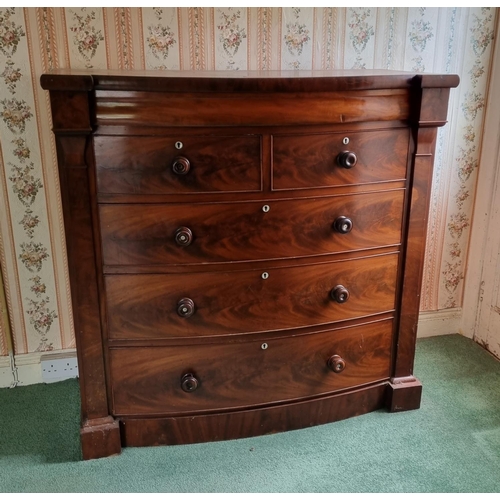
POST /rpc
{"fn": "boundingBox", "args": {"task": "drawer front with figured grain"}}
[105,252,398,339]
[99,190,404,266]
[95,135,262,194]
[109,319,393,415]
[272,128,409,190]
[95,89,411,128]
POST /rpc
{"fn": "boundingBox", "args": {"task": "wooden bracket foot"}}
[386,377,422,413]
[80,416,121,460]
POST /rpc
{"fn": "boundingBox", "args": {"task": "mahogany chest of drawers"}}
[41,69,458,460]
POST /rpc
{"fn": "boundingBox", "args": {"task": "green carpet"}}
[1,334,499,492]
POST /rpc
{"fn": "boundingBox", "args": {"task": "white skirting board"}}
[0,348,77,388]
[0,356,12,388]
[0,310,462,388]
[416,308,463,338]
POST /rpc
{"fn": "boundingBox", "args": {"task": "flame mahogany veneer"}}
[41,69,458,460]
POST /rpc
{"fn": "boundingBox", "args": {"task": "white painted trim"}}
[0,348,77,388]
[0,355,12,388]
[461,14,500,340]
[417,308,462,338]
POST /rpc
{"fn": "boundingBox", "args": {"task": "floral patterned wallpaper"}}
[0,7,497,356]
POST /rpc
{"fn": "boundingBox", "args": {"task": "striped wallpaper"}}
[0,7,497,355]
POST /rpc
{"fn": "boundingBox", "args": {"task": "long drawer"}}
[99,190,404,266]
[105,252,398,339]
[95,134,262,195]
[109,319,393,415]
[272,128,409,190]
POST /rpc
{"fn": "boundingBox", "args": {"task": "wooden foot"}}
[80,416,121,460]
[386,377,422,412]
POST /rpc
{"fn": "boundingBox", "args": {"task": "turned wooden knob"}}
[336,151,357,169]
[175,226,193,246]
[330,285,350,303]
[328,355,346,373]
[177,297,195,318]
[333,216,353,234]
[181,373,199,392]
[172,156,191,175]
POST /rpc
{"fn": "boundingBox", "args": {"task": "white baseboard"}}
[417,308,462,338]
[0,311,461,388]
[0,355,12,388]
[0,349,77,388]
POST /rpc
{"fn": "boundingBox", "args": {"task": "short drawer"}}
[95,135,262,194]
[109,319,393,415]
[105,253,398,339]
[272,128,409,190]
[99,190,404,266]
